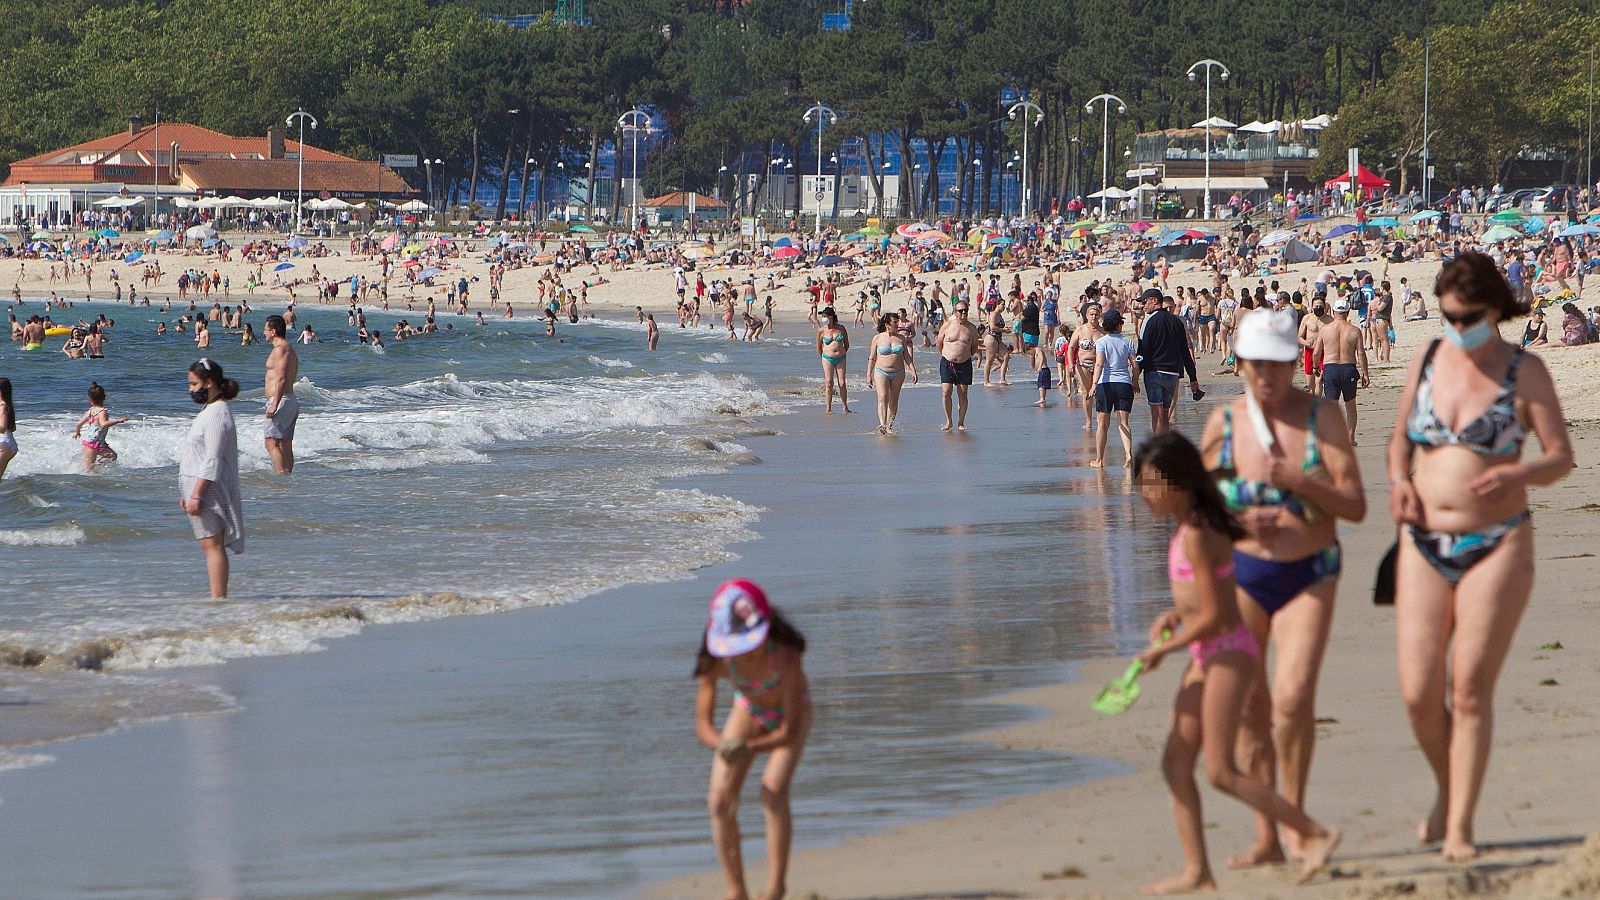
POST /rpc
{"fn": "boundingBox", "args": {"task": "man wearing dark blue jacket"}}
[1135,288,1201,434]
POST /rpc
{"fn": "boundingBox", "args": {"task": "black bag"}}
[1373,539,1398,606]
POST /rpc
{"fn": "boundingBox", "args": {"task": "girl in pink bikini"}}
[694,580,811,900]
[1132,432,1340,894]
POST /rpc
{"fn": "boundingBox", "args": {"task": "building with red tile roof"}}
[3,118,414,227]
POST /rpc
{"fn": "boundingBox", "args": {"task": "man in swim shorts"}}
[263,314,300,474]
[1312,298,1368,446]
[20,317,44,350]
[937,303,978,431]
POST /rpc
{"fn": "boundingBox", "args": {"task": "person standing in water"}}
[816,308,851,414]
[0,378,16,479]
[695,580,810,900]
[262,315,299,475]
[936,303,978,431]
[646,313,659,351]
[180,359,243,600]
[73,382,128,471]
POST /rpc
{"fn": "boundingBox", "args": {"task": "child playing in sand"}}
[73,381,129,471]
[694,580,811,900]
[1132,432,1340,893]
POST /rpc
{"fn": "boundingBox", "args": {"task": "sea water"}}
[0,302,790,704]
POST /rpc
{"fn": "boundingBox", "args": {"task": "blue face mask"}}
[1443,317,1494,350]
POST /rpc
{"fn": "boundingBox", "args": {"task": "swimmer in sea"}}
[646,313,659,351]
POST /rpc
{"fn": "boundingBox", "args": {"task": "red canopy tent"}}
[1324,163,1391,190]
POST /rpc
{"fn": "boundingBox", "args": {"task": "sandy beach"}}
[7,227,1600,898]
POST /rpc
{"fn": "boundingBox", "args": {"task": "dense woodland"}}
[1,0,1594,217]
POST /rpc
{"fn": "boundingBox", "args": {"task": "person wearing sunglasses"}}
[1387,251,1573,862]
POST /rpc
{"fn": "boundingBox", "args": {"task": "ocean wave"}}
[1,371,779,478]
[0,525,87,547]
[700,352,731,364]
[587,355,637,369]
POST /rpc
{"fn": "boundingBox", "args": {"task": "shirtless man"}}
[936,303,979,432]
[1297,296,1332,394]
[646,313,659,351]
[263,314,300,474]
[1311,297,1368,445]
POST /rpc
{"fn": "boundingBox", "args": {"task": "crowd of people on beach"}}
[2,187,1591,898]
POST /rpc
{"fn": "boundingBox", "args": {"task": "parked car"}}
[1530,184,1579,214]
[1485,188,1539,213]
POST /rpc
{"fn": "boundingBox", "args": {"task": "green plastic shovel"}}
[1091,631,1170,715]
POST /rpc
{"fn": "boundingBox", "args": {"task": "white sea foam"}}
[0,525,86,547]
[3,372,777,478]
[587,355,637,369]
[700,352,731,364]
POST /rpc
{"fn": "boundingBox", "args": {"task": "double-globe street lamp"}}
[286,109,318,232]
[1085,94,1128,218]
[1007,100,1043,218]
[617,108,652,232]
[1186,59,1231,220]
[803,102,839,235]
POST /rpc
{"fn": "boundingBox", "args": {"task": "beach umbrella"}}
[841,232,867,242]
[1094,222,1129,234]
[99,228,120,238]
[123,251,143,264]
[402,258,422,269]
[202,238,222,248]
[417,267,443,280]
[273,262,295,271]
[286,236,309,249]
[1488,211,1524,224]
[26,241,52,252]
[1295,213,1322,222]
[185,224,217,240]
[1524,216,1547,233]
[397,199,431,212]
[1191,115,1237,129]
[1259,229,1298,246]
[773,245,803,259]
[532,253,558,264]
[682,246,714,259]
[569,224,595,233]
[916,231,951,245]
[1558,223,1600,237]
[1326,224,1358,239]
[0,235,9,243]
[402,243,422,254]
[1367,217,1401,228]
[895,222,931,238]
[859,225,886,237]
[30,229,52,240]
[155,230,176,240]
[1482,225,1522,243]
[1130,221,1154,231]
[380,234,401,251]
[987,236,1015,246]
[842,245,868,258]
[251,196,292,209]
[504,241,533,251]
[773,236,794,248]
[817,254,846,266]
[1410,210,1442,222]
[1069,226,1095,239]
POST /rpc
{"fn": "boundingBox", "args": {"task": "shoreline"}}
[653,313,1600,899]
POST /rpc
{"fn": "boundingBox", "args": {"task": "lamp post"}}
[913,163,923,218]
[716,165,728,202]
[1085,94,1128,219]
[803,102,839,235]
[1007,99,1044,219]
[785,160,794,222]
[286,109,318,233]
[828,153,840,223]
[617,108,652,233]
[1186,59,1230,220]
[970,157,982,217]
[1006,158,1016,218]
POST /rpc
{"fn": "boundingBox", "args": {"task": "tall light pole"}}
[1186,59,1230,220]
[803,102,839,234]
[1422,38,1431,208]
[1085,94,1128,218]
[1008,99,1044,218]
[286,109,318,233]
[617,108,652,232]
[1588,43,1594,194]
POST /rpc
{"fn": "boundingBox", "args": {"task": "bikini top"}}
[821,334,841,345]
[877,342,904,355]
[1215,403,1320,517]
[1406,339,1525,457]
[1168,523,1236,583]
[729,648,783,698]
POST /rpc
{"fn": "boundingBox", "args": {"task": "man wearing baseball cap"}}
[1311,297,1368,445]
[1135,287,1200,435]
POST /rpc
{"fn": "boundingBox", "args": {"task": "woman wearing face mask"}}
[180,358,244,600]
[1190,309,1366,868]
[1387,251,1572,862]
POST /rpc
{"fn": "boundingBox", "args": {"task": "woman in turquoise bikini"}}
[696,580,811,900]
[865,312,917,435]
[1200,309,1365,868]
[1387,252,1572,862]
[815,307,851,413]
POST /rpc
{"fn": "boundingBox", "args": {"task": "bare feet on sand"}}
[1088,458,1104,468]
[1142,871,1216,895]
[939,422,952,432]
[1442,837,1479,862]
[1225,841,1286,869]
[1296,829,1341,885]
[1418,796,1447,845]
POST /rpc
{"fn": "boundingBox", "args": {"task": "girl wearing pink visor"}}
[694,579,811,900]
